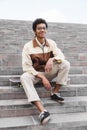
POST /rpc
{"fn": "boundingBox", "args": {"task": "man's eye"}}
[37,27,46,30]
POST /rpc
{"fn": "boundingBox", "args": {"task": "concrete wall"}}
[0,19,87,75]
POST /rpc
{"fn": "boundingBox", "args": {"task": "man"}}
[20,18,70,124]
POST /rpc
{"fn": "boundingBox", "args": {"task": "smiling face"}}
[34,23,47,39]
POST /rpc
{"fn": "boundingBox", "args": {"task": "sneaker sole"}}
[51,98,64,104]
[57,100,64,104]
[41,116,50,125]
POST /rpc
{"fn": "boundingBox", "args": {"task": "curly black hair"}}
[32,18,48,31]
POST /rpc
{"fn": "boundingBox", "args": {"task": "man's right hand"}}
[36,73,51,90]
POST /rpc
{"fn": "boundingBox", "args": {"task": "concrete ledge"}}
[0,112,87,129]
[0,96,87,118]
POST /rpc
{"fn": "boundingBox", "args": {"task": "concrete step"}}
[61,84,87,97]
[0,66,87,75]
[0,74,87,86]
[0,84,87,100]
[0,86,50,100]
[0,96,87,118]
[0,112,87,130]
[69,74,87,84]
[70,60,87,66]
[69,66,87,74]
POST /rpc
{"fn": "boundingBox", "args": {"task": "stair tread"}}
[0,112,87,128]
[1,74,87,86]
[0,84,87,91]
[0,96,87,107]
[50,112,87,126]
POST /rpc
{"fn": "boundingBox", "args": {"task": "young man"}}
[20,18,70,124]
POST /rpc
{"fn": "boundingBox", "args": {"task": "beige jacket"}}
[22,38,65,75]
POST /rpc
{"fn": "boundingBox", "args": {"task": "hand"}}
[45,58,54,72]
[41,76,51,90]
[36,73,51,90]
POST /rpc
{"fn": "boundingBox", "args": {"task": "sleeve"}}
[22,45,39,76]
[51,40,65,62]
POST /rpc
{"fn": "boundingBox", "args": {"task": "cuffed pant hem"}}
[28,98,40,103]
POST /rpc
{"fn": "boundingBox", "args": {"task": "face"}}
[34,23,47,38]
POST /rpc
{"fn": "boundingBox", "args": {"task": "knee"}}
[20,72,27,81]
[20,72,32,81]
[63,60,70,71]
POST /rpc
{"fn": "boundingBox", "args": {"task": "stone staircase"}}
[0,67,87,130]
[0,20,87,130]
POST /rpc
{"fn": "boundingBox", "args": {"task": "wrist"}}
[36,73,45,80]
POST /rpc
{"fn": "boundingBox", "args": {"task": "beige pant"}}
[20,60,70,103]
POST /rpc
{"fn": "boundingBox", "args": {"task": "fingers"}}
[45,63,52,72]
[44,84,51,90]
[44,80,52,90]
[42,79,51,90]
[45,59,53,72]
[45,67,52,72]
[41,75,52,90]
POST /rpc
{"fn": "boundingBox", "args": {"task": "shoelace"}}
[39,110,47,118]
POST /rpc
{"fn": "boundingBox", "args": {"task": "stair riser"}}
[0,108,38,118]
[70,75,87,84]
[0,92,50,100]
[0,123,87,130]
[0,93,27,100]
[69,67,87,74]
[0,105,86,118]
[0,66,87,75]
[1,87,87,100]
[0,75,87,86]
[61,89,87,97]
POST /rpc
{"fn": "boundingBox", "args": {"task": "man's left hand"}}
[45,58,54,72]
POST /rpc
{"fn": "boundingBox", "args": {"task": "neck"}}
[36,37,45,44]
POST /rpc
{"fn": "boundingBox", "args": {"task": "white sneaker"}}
[39,111,50,124]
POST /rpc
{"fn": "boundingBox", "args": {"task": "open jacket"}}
[22,38,65,76]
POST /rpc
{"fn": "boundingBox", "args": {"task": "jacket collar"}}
[33,38,49,47]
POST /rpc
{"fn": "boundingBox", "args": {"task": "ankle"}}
[52,84,61,94]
